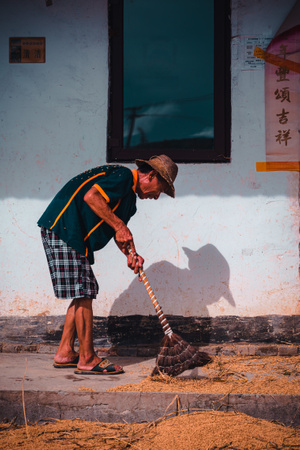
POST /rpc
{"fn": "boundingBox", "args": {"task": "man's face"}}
[137,171,168,200]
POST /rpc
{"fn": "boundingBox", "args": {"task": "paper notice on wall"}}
[243,36,272,70]
[256,0,300,172]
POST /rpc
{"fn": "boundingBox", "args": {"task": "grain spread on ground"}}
[1,412,299,449]
[109,354,300,395]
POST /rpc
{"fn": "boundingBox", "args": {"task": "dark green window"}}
[108,0,231,163]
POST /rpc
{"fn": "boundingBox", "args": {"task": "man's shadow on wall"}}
[107,244,235,346]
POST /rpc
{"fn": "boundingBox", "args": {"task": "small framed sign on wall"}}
[9,37,46,63]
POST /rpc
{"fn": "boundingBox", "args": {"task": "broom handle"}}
[128,248,173,336]
[138,267,173,337]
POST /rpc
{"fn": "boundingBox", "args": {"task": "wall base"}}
[0,315,299,354]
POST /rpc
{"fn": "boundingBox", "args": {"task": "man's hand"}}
[114,224,135,255]
[115,231,144,274]
[126,251,144,275]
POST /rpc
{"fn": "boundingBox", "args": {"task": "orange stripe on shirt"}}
[50,172,106,230]
[93,183,110,202]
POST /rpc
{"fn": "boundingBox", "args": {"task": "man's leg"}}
[74,297,123,372]
[74,297,99,369]
[54,299,78,364]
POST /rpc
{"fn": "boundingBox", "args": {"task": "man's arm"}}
[84,186,143,273]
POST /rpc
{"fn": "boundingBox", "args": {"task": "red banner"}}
[256,1,300,172]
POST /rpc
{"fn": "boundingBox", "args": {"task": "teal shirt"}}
[38,165,138,264]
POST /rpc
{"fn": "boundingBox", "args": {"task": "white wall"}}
[0,0,299,320]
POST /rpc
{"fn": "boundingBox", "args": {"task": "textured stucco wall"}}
[0,0,299,322]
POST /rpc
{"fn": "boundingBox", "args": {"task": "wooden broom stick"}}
[128,249,172,337]
[139,268,173,337]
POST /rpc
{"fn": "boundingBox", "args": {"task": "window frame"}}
[107,0,231,164]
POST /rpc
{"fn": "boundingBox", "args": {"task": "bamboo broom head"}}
[151,333,212,377]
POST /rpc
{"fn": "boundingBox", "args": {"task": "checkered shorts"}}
[41,227,99,299]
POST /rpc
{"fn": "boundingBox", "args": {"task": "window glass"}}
[124,0,214,151]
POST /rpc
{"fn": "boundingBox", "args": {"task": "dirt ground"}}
[1,354,299,449]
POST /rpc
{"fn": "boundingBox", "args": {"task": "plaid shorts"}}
[41,227,99,299]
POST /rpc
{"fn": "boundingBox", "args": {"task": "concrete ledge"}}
[1,391,299,427]
[0,352,299,428]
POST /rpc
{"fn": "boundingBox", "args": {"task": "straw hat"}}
[135,154,178,198]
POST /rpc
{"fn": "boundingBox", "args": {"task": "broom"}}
[134,260,212,377]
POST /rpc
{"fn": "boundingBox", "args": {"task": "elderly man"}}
[38,155,178,375]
